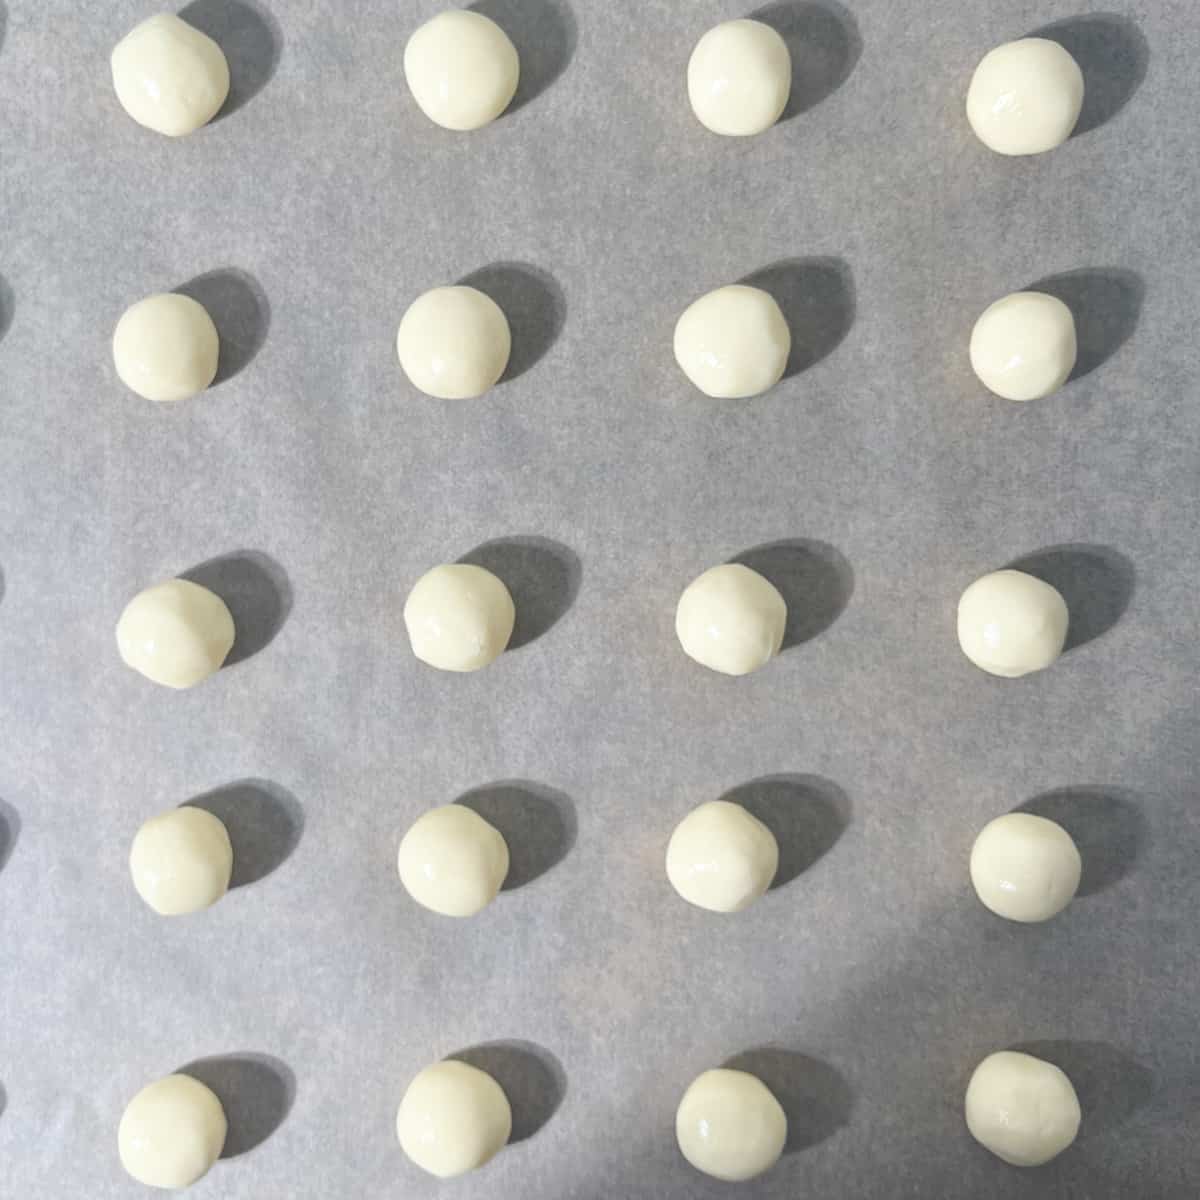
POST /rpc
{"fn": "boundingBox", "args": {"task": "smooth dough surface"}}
[118,1073,228,1189]
[404,10,519,131]
[970,812,1081,922]
[398,803,510,917]
[666,800,779,912]
[957,569,1068,678]
[676,563,786,676]
[970,291,1077,401]
[403,563,515,672]
[113,293,220,403]
[111,14,230,137]
[396,286,512,399]
[966,38,1084,156]
[397,1059,512,1178]
[116,578,235,689]
[965,1050,1081,1166]
[687,19,791,137]
[130,807,234,916]
[674,284,791,399]
[676,1068,787,1182]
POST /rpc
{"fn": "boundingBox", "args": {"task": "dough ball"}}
[130,807,234,916]
[965,1050,1081,1166]
[957,569,1068,678]
[688,19,791,137]
[404,10,519,131]
[396,286,512,399]
[111,14,230,137]
[666,800,779,912]
[676,1068,787,1182]
[118,1073,228,1189]
[970,812,1081,922]
[966,38,1084,156]
[403,563,515,672]
[398,804,510,917]
[674,285,791,399]
[970,291,1077,401]
[397,1059,512,1178]
[116,578,236,689]
[113,293,220,403]
[676,563,786,676]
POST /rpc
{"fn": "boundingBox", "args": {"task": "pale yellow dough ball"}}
[116,578,235,689]
[118,1074,227,1189]
[130,807,234,916]
[113,293,220,403]
[398,804,510,917]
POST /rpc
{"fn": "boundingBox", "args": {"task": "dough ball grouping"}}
[675,1068,787,1181]
[397,803,510,917]
[687,19,791,137]
[956,569,1069,678]
[113,293,220,403]
[118,1073,228,1189]
[129,807,234,916]
[676,563,786,676]
[396,285,512,399]
[403,563,516,672]
[970,291,1077,401]
[666,800,779,912]
[970,812,1081,923]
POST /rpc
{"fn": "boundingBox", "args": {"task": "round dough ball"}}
[970,812,1081,922]
[111,14,230,137]
[674,285,791,399]
[676,1068,787,1182]
[965,1050,1081,1166]
[113,293,220,403]
[116,578,236,689]
[396,286,512,400]
[398,804,510,917]
[966,38,1084,156]
[688,19,791,137]
[676,563,786,676]
[666,800,779,912]
[403,563,516,672]
[397,1059,513,1178]
[970,291,1077,401]
[130,807,234,916]
[118,1073,228,1189]
[957,569,1068,678]
[404,10,520,131]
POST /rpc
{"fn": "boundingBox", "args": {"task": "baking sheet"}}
[1,0,1198,1196]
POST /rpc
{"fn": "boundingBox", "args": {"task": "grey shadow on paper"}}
[0,1081,6,1119]
[174,269,270,384]
[751,2,861,120]
[459,263,565,383]
[178,0,282,120]
[0,798,19,873]
[458,781,576,890]
[183,779,303,888]
[449,1041,565,1142]
[0,562,5,606]
[181,1053,295,1157]
[1030,268,1144,382]
[181,550,292,666]
[468,0,576,115]
[0,5,7,57]
[0,274,13,343]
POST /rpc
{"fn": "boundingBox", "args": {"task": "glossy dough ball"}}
[396,286,512,399]
[666,800,779,912]
[404,563,515,672]
[130,807,233,916]
[118,1074,228,1189]
[676,1068,787,1181]
[688,19,791,137]
[404,10,519,131]
[965,1050,1081,1166]
[966,38,1084,156]
[398,804,510,917]
[116,579,235,689]
[676,563,786,676]
[970,812,1081,922]
[957,569,1068,678]
[674,285,791,399]
[111,14,230,137]
[970,291,1077,401]
[397,1060,513,1178]
[113,293,220,402]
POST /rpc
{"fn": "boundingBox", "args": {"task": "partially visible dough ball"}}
[970,812,1081,922]
[403,563,515,672]
[676,563,786,676]
[666,800,779,912]
[957,569,1068,678]
[397,1059,513,1178]
[130,807,234,916]
[688,19,791,137]
[111,14,231,137]
[396,286,512,399]
[970,291,1077,401]
[966,38,1084,156]
[116,578,236,689]
[113,293,220,403]
[676,1068,787,1182]
[965,1050,1081,1166]
[118,1073,228,1189]
[398,804,510,917]
[674,285,791,399]
[404,10,520,131]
